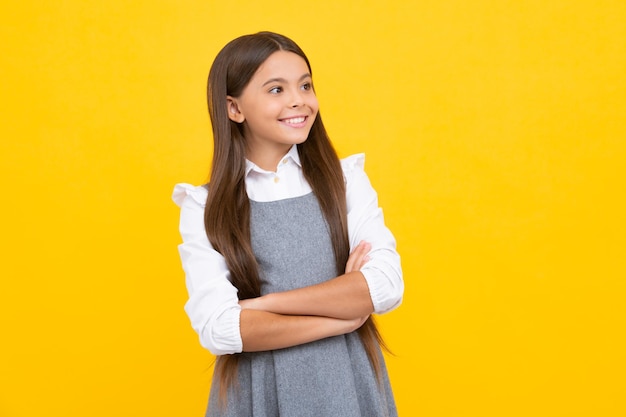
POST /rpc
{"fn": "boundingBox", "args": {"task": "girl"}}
[173,31,403,417]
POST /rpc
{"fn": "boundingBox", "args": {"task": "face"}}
[227,50,319,168]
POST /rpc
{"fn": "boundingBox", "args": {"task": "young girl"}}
[173,31,403,417]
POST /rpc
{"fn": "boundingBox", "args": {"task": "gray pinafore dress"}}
[206,193,397,417]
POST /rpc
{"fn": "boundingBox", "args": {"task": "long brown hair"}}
[204,31,387,402]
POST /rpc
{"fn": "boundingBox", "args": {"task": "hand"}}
[345,241,371,274]
[345,315,369,333]
[329,315,370,337]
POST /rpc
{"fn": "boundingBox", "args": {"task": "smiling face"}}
[227,50,319,170]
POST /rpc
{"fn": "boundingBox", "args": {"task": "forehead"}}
[250,50,311,84]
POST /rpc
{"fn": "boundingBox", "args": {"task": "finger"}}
[358,255,371,270]
[344,243,360,272]
[345,241,369,273]
[346,242,364,273]
[355,242,371,269]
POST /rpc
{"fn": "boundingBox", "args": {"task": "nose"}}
[289,88,304,108]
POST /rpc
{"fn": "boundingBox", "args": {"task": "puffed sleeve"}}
[341,155,404,314]
[172,183,243,355]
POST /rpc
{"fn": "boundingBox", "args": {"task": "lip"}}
[278,115,309,128]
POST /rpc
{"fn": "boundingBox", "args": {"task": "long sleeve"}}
[173,184,243,355]
[342,154,404,314]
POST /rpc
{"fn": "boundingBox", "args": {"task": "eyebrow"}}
[262,73,312,87]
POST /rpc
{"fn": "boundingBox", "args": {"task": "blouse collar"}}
[245,144,302,176]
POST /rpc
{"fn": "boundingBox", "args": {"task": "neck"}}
[246,144,292,172]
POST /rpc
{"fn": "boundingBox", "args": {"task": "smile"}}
[280,116,307,125]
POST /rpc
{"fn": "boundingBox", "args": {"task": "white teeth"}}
[283,117,305,124]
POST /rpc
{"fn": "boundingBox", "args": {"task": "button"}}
[282,158,288,164]
[274,176,280,183]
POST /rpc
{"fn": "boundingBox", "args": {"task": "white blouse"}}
[173,145,403,355]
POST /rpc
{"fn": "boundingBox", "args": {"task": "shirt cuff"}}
[361,263,403,314]
[199,305,243,355]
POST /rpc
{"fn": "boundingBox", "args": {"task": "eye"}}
[269,86,282,94]
[301,82,312,91]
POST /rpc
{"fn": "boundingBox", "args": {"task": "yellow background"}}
[1,1,625,416]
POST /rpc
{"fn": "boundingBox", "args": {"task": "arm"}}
[174,184,368,354]
[240,154,404,319]
[343,154,404,313]
[239,310,367,352]
[238,241,373,350]
[240,241,375,319]
[175,184,243,355]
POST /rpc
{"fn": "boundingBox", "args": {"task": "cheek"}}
[308,96,320,114]
[262,100,283,116]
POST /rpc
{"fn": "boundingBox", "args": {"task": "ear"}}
[226,96,245,123]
